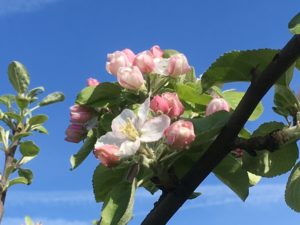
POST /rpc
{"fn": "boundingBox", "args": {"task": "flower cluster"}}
[106,45,191,90]
[65,78,97,143]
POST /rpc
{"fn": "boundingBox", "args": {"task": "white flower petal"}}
[153,58,169,75]
[115,139,140,158]
[111,109,136,138]
[136,98,150,129]
[139,115,170,142]
[95,132,126,148]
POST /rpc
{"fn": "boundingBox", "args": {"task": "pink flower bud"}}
[150,96,170,114]
[150,45,163,58]
[205,98,230,116]
[65,124,87,143]
[161,92,184,118]
[122,48,136,64]
[164,120,195,149]
[167,54,191,77]
[94,144,120,167]
[87,77,100,87]
[70,105,94,124]
[117,66,145,90]
[133,51,155,73]
[106,50,132,76]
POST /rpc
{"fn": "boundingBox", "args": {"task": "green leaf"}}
[192,111,231,145]
[16,95,30,110]
[8,61,30,94]
[76,82,121,107]
[18,168,33,185]
[100,179,136,225]
[19,156,36,165]
[5,112,22,122]
[214,155,249,201]
[178,67,197,83]
[70,133,97,170]
[31,125,48,134]
[247,172,261,187]
[273,84,299,118]
[39,92,65,106]
[93,164,129,202]
[188,192,201,200]
[20,141,40,157]
[28,86,45,98]
[163,49,180,58]
[285,162,300,211]
[288,12,300,34]
[242,122,299,177]
[13,132,32,142]
[29,114,48,126]
[176,83,212,105]
[24,216,34,225]
[0,94,15,109]
[222,91,264,121]
[201,49,285,91]
[7,177,29,188]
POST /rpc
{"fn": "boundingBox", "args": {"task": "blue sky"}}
[0,0,300,224]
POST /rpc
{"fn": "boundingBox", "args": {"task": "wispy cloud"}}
[0,0,63,16]
[2,217,91,225]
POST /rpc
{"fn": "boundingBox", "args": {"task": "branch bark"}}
[142,34,300,225]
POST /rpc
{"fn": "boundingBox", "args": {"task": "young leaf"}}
[93,164,129,202]
[70,133,97,170]
[28,86,45,98]
[192,111,231,145]
[20,141,40,157]
[31,125,48,134]
[213,155,249,201]
[7,177,29,188]
[176,83,212,105]
[13,132,32,142]
[200,49,294,91]
[8,61,30,94]
[39,92,65,106]
[16,95,30,110]
[223,91,264,121]
[18,168,33,185]
[288,12,300,34]
[100,179,137,225]
[242,122,299,177]
[29,114,48,126]
[5,112,22,122]
[285,162,300,212]
[76,82,121,107]
[0,94,15,109]
[24,216,34,225]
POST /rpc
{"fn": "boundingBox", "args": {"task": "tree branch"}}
[141,34,300,225]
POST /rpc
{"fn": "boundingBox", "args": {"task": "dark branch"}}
[142,35,300,225]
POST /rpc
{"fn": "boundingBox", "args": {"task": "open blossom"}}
[133,51,155,73]
[95,98,170,158]
[164,120,195,149]
[150,45,164,58]
[106,49,135,76]
[150,93,184,118]
[94,144,120,167]
[168,53,191,77]
[205,98,230,116]
[117,66,145,90]
[87,77,100,86]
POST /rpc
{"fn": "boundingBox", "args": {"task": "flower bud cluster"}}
[106,45,191,90]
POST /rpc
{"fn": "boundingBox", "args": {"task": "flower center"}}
[122,119,139,141]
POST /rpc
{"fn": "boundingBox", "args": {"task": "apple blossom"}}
[117,66,145,90]
[205,98,230,116]
[167,53,191,77]
[150,45,164,58]
[133,51,155,73]
[87,77,100,86]
[95,98,170,158]
[94,144,120,167]
[106,50,133,76]
[164,120,195,149]
[65,124,87,143]
[70,105,94,124]
[150,93,184,118]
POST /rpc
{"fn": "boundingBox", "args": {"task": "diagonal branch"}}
[141,34,300,225]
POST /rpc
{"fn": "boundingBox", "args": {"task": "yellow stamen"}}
[121,119,139,141]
